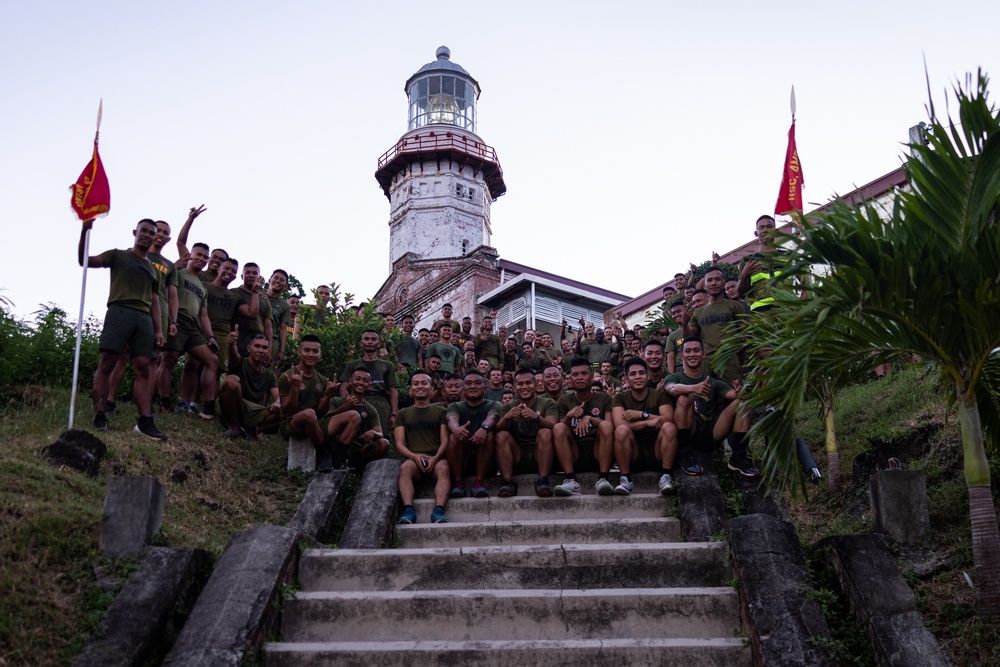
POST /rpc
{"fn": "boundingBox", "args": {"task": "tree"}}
[737,70,1000,619]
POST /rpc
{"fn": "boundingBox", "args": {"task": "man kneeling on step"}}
[219,331,281,438]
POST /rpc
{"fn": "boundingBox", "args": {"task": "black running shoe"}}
[134,416,168,441]
[728,456,761,478]
[94,412,108,432]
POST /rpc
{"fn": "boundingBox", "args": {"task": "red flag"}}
[774,120,804,215]
[70,138,110,221]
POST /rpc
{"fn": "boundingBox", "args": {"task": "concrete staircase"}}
[266,473,749,666]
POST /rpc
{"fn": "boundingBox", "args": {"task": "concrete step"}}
[283,587,740,642]
[396,516,682,547]
[409,493,673,523]
[299,542,731,591]
[416,471,672,498]
[266,637,751,666]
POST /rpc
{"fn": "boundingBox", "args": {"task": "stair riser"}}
[284,589,739,641]
[410,494,673,522]
[396,517,681,547]
[266,642,751,667]
[299,544,731,591]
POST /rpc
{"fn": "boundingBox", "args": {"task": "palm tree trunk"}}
[824,397,841,492]
[957,392,1000,621]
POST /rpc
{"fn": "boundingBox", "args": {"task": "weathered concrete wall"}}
[72,547,210,667]
[339,458,401,549]
[729,514,834,666]
[820,534,951,667]
[162,524,300,667]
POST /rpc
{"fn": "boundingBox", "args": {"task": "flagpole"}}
[68,100,103,430]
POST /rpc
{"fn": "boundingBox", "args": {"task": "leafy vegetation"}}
[728,70,1000,619]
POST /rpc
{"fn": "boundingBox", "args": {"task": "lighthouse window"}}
[429,77,441,95]
[443,77,454,95]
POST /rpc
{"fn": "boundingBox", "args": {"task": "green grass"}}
[0,387,311,667]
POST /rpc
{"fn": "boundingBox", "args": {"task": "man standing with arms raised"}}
[80,219,166,440]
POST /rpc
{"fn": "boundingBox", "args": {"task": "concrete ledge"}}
[72,547,211,667]
[339,458,400,549]
[820,534,950,666]
[288,471,348,543]
[288,435,316,472]
[729,514,834,666]
[163,524,300,667]
[678,463,727,542]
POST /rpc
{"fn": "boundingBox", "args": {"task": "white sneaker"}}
[658,473,674,495]
[614,476,633,496]
[554,478,582,496]
[595,478,614,496]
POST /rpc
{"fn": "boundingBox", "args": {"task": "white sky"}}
[2,1,999,321]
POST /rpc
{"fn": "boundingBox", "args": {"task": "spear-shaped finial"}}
[790,85,796,121]
[96,99,103,138]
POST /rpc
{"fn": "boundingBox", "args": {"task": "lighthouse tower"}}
[375,46,506,266]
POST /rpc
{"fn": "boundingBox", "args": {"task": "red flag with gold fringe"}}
[70,102,110,221]
[70,139,110,221]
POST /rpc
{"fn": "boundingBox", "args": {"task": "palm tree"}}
[737,70,1000,620]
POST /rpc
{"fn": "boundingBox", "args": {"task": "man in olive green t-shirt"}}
[395,371,451,525]
[494,368,560,497]
[79,218,166,441]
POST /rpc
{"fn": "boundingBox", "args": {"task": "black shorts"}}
[165,318,207,353]
[99,304,155,359]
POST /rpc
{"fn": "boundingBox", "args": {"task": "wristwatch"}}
[641,411,649,419]
[482,423,491,431]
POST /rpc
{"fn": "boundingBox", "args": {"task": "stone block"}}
[339,458,401,549]
[288,435,315,472]
[870,470,933,545]
[287,470,348,542]
[72,547,211,667]
[729,514,834,666]
[822,534,950,666]
[162,524,300,667]
[99,477,165,557]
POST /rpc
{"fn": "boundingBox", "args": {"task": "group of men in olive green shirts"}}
[84,212,775,494]
[83,206,295,441]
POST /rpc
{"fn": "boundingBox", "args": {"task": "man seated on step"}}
[552,358,615,496]
[663,337,759,478]
[610,357,680,496]
[494,368,560,497]
[445,369,500,499]
[277,334,340,472]
[325,366,390,468]
[218,329,281,439]
[396,371,451,525]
